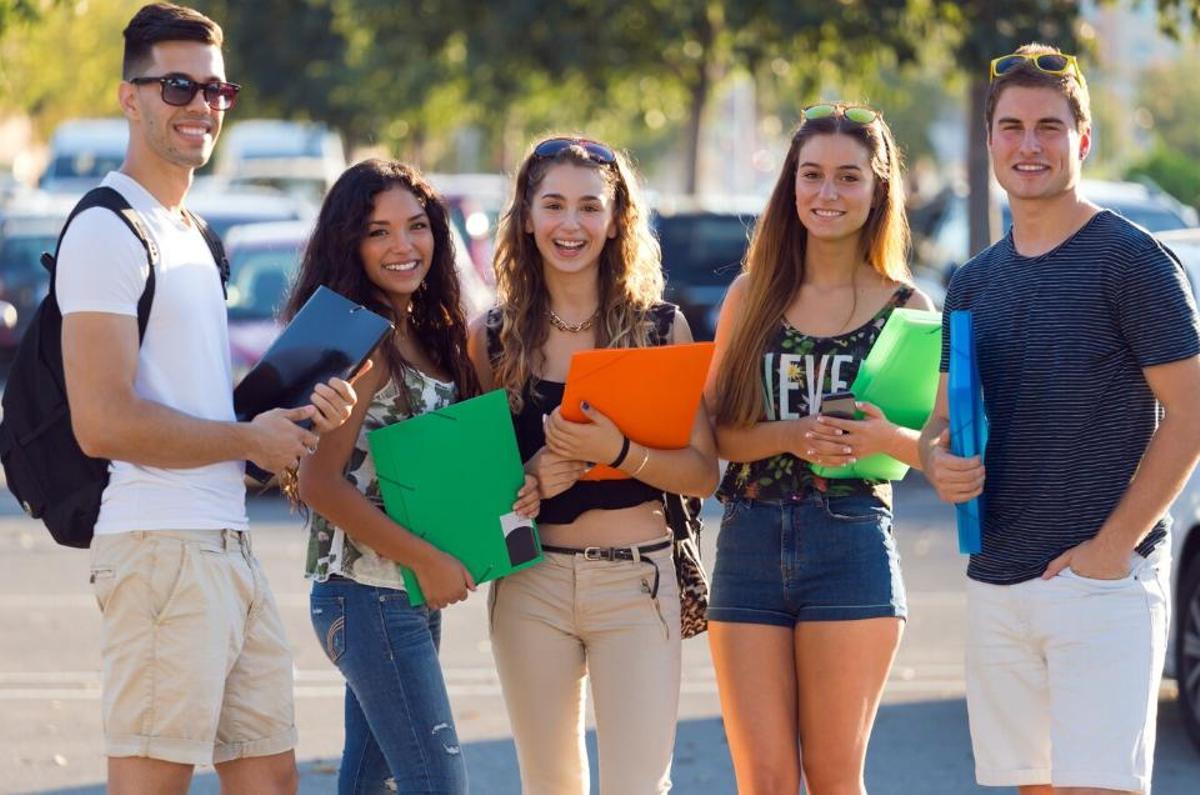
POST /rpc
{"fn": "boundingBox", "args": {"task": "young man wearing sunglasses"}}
[920,43,1200,794]
[55,4,361,794]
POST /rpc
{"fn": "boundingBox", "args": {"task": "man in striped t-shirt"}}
[920,44,1200,794]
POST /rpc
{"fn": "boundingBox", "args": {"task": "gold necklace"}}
[547,307,598,333]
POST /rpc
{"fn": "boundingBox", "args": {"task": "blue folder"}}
[948,311,987,554]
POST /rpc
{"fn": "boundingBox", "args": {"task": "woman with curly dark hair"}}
[288,158,538,794]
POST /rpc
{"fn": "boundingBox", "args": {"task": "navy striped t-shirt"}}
[939,210,1200,585]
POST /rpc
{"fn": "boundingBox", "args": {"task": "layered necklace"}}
[547,307,599,333]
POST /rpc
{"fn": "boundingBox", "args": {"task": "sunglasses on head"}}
[802,103,881,125]
[989,52,1081,82]
[532,137,617,165]
[128,74,241,111]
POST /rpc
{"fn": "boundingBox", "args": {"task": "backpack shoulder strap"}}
[47,186,158,342]
[184,208,229,298]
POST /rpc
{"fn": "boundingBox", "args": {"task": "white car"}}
[38,118,127,194]
[215,119,347,205]
[918,179,1198,279]
[1155,227,1200,751]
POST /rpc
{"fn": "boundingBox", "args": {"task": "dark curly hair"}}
[284,158,480,402]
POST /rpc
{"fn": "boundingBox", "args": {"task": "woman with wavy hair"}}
[704,105,934,794]
[287,159,537,795]
[467,137,719,794]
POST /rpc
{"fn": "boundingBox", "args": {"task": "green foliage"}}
[0,0,137,137]
[0,0,45,37]
[6,0,1200,193]
[1123,45,1200,208]
[191,1,378,144]
[1127,144,1200,207]
[1136,47,1200,161]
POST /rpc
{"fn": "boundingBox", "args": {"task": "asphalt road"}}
[2,478,1198,794]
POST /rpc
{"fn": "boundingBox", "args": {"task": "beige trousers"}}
[488,540,682,794]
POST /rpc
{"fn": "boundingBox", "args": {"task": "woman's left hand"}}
[309,359,374,435]
[806,401,898,461]
[544,403,624,466]
[512,474,541,519]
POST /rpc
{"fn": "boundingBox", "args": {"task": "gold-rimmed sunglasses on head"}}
[989,52,1082,83]
[802,103,880,124]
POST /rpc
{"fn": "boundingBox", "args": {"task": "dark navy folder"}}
[233,285,392,422]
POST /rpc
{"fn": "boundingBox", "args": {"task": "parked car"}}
[1155,227,1200,751]
[38,118,128,194]
[0,212,66,354]
[186,185,314,242]
[223,218,494,381]
[914,179,1199,281]
[215,120,346,205]
[428,173,509,286]
[653,199,758,341]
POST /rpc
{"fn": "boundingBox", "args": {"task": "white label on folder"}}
[499,511,527,538]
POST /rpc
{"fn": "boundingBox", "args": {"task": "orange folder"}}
[560,342,715,480]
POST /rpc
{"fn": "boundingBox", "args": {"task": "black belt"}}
[541,538,671,599]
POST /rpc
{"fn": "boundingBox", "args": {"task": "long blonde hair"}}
[492,138,664,410]
[714,108,911,427]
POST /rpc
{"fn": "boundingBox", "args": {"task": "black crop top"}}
[486,303,678,525]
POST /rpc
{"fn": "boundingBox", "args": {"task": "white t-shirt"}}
[56,171,248,534]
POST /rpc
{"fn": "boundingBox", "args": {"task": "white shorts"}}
[965,548,1169,792]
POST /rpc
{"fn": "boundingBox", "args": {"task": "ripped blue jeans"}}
[310,576,468,795]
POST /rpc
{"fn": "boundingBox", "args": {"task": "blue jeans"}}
[310,577,468,795]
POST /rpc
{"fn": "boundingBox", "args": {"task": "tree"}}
[1124,47,1200,208]
[192,0,383,147]
[442,0,943,192]
[0,0,135,139]
[0,0,43,37]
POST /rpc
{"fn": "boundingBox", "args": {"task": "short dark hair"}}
[985,42,1090,134]
[122,3,223,79]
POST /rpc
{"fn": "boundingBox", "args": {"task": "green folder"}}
[367,389,542,605]
[812,308,942,481]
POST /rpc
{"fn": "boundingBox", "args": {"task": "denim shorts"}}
[708,492,906,626]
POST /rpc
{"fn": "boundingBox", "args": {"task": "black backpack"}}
[0,186,229,548]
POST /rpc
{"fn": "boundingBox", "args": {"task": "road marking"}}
[0,663,973,700]
[0,591,973,609]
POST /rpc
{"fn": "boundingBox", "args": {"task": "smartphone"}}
[820,390,858,419]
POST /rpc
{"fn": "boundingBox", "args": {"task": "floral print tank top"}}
[716,285,913,506]
[305,367,457,589]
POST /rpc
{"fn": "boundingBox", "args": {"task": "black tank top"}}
[486,303,677,525]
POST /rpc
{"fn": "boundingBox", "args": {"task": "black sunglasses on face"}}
[532,137,617,165]
[129,74,241,111]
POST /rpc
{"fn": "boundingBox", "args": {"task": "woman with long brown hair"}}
[468,136,719,794]
[286,159,537,794]
[705,105,934,794]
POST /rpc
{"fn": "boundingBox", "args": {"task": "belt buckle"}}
[583,546,607,561]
